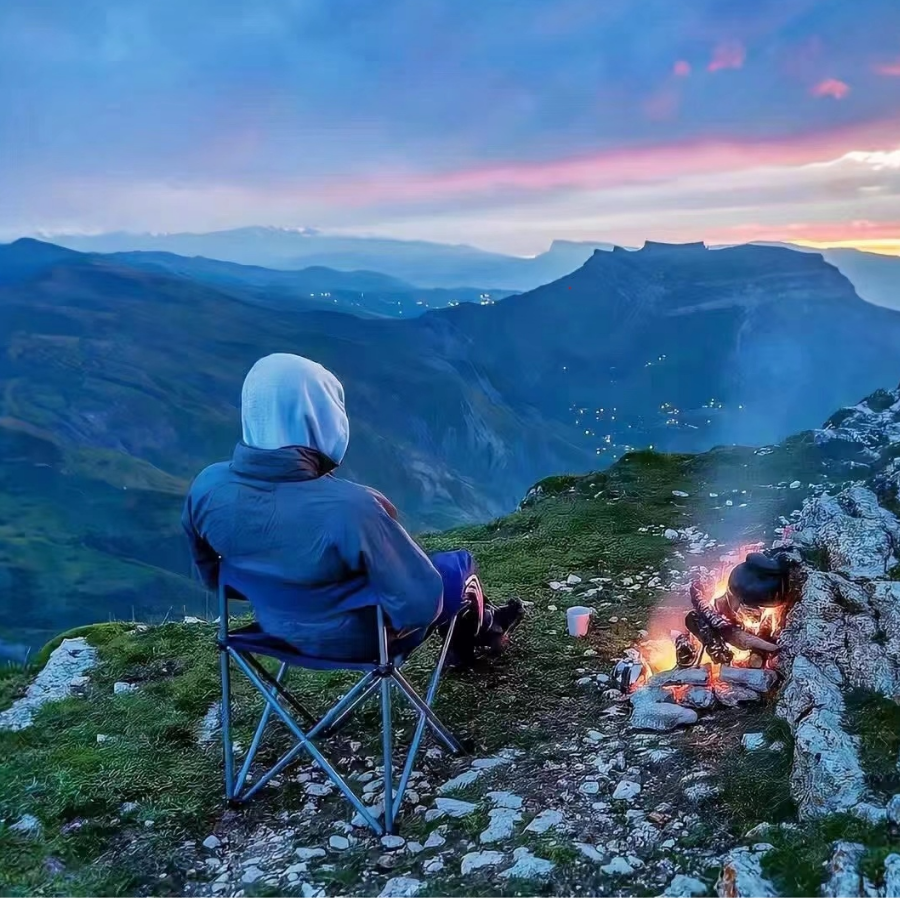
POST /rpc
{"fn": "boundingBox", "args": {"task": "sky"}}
[2,0,900,256]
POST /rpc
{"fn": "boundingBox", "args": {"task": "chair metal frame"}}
[216,584,468,835]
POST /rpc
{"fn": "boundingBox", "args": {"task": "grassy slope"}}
[1,447,897,896]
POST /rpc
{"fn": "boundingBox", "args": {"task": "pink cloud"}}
[673,60,691,77]
[305,118,897,209]
[875,60,900,76]
[811,78,850,99]
[708,41,745,72]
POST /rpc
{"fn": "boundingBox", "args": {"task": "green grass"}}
[843,689,900,794]
[762,816,900,897]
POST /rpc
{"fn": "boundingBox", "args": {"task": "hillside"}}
[2,380,898,897]
[3,239,900,651]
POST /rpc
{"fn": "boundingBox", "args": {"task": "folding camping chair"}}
[216,578,470,835]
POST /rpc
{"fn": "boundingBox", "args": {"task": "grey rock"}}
[378,877,423,897]
[612,780,641,801]
[681,686,717,710]
[887,795,900,825]
[202,834,222,851]
[649,667,710,687]
[631,702,699,732]
[241,866,265,885]
[437,769,480,793]
[328,835,350,851]
[422,857,444,875]
[113,681,138,695]
[295,847,327,861]
[461,850,504,875]
[0,638,98,732]
[885,853,900,898]
[852,802,888,825]
[713,683,761,708]
[822,841,865,898]
[575,842,605,863]
[11,814,41,835]
[524,808,564,834]
[602,856,634,876]
[479,807,522,843]
[741,733,767,752]
[487,791,523,809]
[661,875,709,897]
[423,831,446,850]
[499,847,555,880]
[630,685,671,707]
[719,666,778,693]
[716,847,777,897]
[381,835,406,850]
[434,797,477,818]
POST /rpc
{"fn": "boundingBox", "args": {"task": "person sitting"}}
[181,352,524,666]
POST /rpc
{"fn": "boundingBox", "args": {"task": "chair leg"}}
[228,649,384,835]
[381,674,395,834]
[393,613,461,817]
[390,669,465,755]
[220,645,235,801]
[312,671,381,739]
[235,661,288,796]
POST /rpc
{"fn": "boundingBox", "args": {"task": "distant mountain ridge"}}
[46,227,619,289]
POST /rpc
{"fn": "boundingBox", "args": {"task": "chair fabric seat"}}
[225,622,410,671]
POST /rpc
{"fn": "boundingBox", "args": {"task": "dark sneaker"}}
[478,598,526,656]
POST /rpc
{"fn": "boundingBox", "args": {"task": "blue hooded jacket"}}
[181,354,444,658]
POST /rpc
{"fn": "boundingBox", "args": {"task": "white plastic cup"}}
[567,606,593,637]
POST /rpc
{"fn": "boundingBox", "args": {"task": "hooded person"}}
[181,352,523,664]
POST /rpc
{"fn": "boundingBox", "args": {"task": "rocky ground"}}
[2,383,900,897]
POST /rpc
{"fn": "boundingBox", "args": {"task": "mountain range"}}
[1,235,899,655]
[45,227,618,290]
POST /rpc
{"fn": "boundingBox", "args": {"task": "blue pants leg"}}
[427,549,476,622]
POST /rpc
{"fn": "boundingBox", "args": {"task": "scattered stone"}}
[630,702,698,731]
[305,783,332,797]
[197,701,221,746]
[790,481,802,489]
[713,683,761,707]
[649,667,710,687]
[202,835,221,851]
[741,733,767,752]
[580,781,601,795]
[567,574,583,585]
[884,854,900,898]
[241,866,265,885]
[672,491,690,498]
[612,780,641,801]
[0,638,98,732]
[422,857,444,875]
[381,835,406,850]
[487,791,523,809]
[11,814,41,835]
[434,797,477,818]
[113,681,138,695]
[423,832,446,850]
[461,850,504,875]
[602,856,635,876]
[328,835,350,851]
[719,667,778,693]
[480,807,522,843]
[664,529,679,541]
[661,875,709,897]
[499,847,555,880]
[438,769,480,793]
[716,846,777,897]
[681,686,717,710]
[524,809,564,834]
[887,794,900,825]
[378,877,423,897]
[295,847,327,862]
[822,841,866,898]
[575,842,605,863]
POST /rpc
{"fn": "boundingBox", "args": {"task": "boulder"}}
[713,683,761,708]
[718,666,778,693]
[630,702,698,732]
[822,841,866,897]
[716,847,778,898]
[885,854,900,899]
[680,686,717,710]
[649,667,710,688]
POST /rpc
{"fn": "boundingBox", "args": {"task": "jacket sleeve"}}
[339,491,443,632]
[181,489,220,591]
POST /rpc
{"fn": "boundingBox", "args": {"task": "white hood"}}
[240,353,350,464]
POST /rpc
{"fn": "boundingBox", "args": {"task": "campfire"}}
[612,544,800,726]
